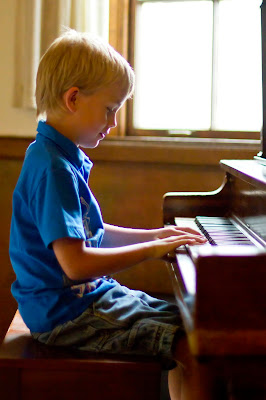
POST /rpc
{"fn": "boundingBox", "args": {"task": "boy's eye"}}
[107,107,116,114]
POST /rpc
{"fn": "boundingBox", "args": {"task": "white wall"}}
[0,0,36,137]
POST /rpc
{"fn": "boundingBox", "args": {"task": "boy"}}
[9,29,206,399]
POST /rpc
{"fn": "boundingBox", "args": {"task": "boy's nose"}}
[108,113,117,128]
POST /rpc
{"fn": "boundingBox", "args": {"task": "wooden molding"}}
[0,136,260,166]
[108,0,131,137]
[0,137,33,159]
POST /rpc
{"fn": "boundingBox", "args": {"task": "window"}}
[124,0,262,139]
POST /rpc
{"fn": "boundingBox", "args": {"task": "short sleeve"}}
[31,168,86,247]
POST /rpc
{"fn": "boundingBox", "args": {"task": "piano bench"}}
[0,310,162,400]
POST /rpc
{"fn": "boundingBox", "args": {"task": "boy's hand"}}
[149,232,207,260]
[151,226,205,241]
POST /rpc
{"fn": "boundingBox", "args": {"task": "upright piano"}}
[163,1,266,398]
[163,160,266,398]
[164,158,266,355]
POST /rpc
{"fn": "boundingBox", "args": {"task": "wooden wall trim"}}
[0,136,260,166]
[0,137,33,160]
[108,0,131,137]
[88,137,260,165]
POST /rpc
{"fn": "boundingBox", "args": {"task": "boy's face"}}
[73,83,128,148]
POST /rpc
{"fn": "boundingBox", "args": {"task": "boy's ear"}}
[63,87,79,113]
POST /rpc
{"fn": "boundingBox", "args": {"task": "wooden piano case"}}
[163,160,266,399]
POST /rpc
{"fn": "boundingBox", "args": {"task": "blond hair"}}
[35,29,135,118]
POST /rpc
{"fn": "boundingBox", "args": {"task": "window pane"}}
[133,0,262,133]
[214,0,262,131]
[134,1,213,130]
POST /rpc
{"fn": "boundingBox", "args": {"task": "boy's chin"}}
[79,139,101,149]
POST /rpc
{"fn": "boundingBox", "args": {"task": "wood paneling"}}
[0,158,20,342]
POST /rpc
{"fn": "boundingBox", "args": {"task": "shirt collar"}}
[36,120,92,173]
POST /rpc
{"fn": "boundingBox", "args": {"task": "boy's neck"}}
[46,115,79,146]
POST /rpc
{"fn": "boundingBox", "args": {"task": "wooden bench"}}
[0,310,163,400]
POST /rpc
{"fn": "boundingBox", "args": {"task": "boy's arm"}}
[52,232,206,282]
[101,223,203,247]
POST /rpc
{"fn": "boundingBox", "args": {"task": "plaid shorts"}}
[32,282,184,369]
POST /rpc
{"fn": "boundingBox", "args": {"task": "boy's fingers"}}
[175,238,197,247]
[160,226,205,240]
[172,227,203,236]
[163,234,207,244]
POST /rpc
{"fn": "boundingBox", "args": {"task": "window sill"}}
[0,135,261,166]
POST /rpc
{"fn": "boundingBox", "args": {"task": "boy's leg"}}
[169,335,215,400]
[32,284,182,370]
[34,283,214,399]
[168,365,183,400]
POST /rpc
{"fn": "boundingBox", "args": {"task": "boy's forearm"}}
[101,223,157,247]
[101,223,203,248]
[53,238,154,281]
[82,242,155,279]
[53,228,206,282]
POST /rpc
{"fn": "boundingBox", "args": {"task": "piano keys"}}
[194,216,256,246]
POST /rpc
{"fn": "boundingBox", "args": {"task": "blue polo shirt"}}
[9,120,116,332]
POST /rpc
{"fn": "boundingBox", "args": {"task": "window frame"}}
[109,0,261,140]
